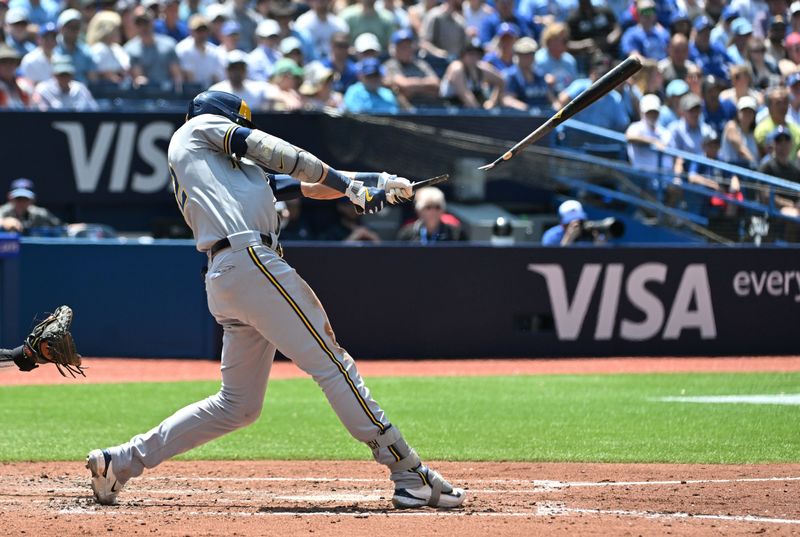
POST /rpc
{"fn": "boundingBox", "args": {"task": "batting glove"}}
[346,182,387,214]
[377,173,413,205]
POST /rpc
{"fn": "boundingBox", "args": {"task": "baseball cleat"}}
[392,468,466,509]
[86,449,123,505]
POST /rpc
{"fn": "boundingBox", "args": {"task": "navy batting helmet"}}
[187,90,256,128]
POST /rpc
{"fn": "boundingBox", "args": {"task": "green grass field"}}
[1,372,798,464]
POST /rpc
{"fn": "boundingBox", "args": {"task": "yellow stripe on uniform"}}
[223,125,237,155]
[387,444,401,462]
[246,247,386,433]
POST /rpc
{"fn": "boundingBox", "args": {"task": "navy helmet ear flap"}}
[187,91,257,129]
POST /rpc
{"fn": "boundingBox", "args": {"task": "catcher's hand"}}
[23,305,84,378]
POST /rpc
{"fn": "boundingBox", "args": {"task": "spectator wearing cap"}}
[396,186,465,243]
[124,6,182,89]
[689,15,733,82]
[482,22,518,72]
[701,75,736,134]
[534,22,576,93]
[268,56,304,110]
[176,14,225,86]
[620,0,670,60]
[5,8,33,56]
[247,18,281,80]
[341,0,395,52]
[55,9,97,83]
[758,126,800,224]
[0,179,61,234]
[440,38,505,109]
[503,36,554,111]
[765,15,789,65]
[540,200,596,247]
[279,35,304,66]
[755,86,800,155]
[710,5,740,51]
[343,56,398,112]
[754,0,790,41]
[222,0,263,52]
[299,60,342,110]
[791,1,800,33]
[32,55,97,110]
[320,30,358,93]
[720,64,762,106]
[779,31,800,75]
[20,20,57,83]
[383,28,441,109]
[154,0,189,42]
[565,0,620,67]
[419,0,466,60]
[294,0,348,61]
[478,0,534,46]
[270,1,315,61]
[353,31,381,61]
[668,9,691,40]
[204,3,228,47]
[462,0,496,42]
[0,42,33,108]
[219,20,242,52]
[727,17,753,65]
[720,95,759,167]
[670,92,716,174]
[87,11,131,84]
[209,49,270,109]
[625,93,675,173]
[12,0,57,27]
[559,54,627,131]
[657,33,696,85]
[658,78,689,128]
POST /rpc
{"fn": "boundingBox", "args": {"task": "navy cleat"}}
[86,449,123,505]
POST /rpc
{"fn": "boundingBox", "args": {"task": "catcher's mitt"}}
[23,305,84,378]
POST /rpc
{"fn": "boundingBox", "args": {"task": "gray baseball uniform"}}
[104,114,431,491]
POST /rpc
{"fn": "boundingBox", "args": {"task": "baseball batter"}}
[86,91,466,510]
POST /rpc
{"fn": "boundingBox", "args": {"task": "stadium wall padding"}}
[2,240,798,359]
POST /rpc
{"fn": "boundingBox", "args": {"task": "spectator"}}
[780,31,800,75]
[0,43,32,108]
[658,33,695,85]
[788,72,800,124]
[267,57,304,110]
[689,15,733,81]
[321,31,358,93]
[566,0,620,65]
[219,21,242,53]
[658,78,689,128]
[0,179,61,234]
[353,31,382,61]
[482,22,517,71]
[247,18,281,81]
[559,54,628,131]
[32,55,98,110]
[720,64,762,106]
[478,0,533,45]
[270,1,315,62]
[12,0,58,27]
[746,36,781,89]
[343,56,398,112]
[754,0,789,40]
[440,38,503,109]
[620,0,670,60]
[534,22,576,92]
[205,3,228,47]
[765,15,789,65]
[55,9,97,84]
[625,93,674,172]
[758,126,800,235]
[756,86,800,156]
[396,186,465,243]
[222,0,262,52]
[208,49,271,109]
[503,36,554,110]
[341,0,396,51]
[727,18,753,65]
[318,197,382,242]
[516,0,576,28]
[20,21,57,84]
[279,35,305,67]
[87,11,131,84]
[720,95,759,167]
[176,15,225,86]
[792,0,800,33]
[118,0,139,43]
[701,75,736,134]
[299,60,343,110]
[5,8,34,56]
[294,0,349,61]
[710,5,740,51]
[671,92,716,174]
[381,0,410,30]
[685,62,703,96]
[631,57,663,97]
[541,200,600,246]
[125,6,182,89]
[383,27,441,109]
[462,0,495,40]
[154,0,189,42]
[420,0,467,60]
[408,0,437,39]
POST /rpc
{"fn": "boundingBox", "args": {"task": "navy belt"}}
[209,233,280,258]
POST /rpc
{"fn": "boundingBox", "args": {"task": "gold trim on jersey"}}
[223,126,237,155]
[246,247,387,433]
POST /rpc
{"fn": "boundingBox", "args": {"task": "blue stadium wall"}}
[1,239,798,358]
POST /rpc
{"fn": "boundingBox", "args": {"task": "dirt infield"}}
[2,356,799,535]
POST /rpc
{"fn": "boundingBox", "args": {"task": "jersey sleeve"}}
[188,115,252,158]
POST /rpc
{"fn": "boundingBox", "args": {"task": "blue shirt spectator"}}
[5,9,36,56]
[620,0,670,60]
[322,56,358,94]
[534,23,577,92]
[516,0,577,24]
[690,16,733,82]
[542,200,590,246]
[726,18,753,65]
[8,0,58,25]
[479,0,537,44]
[482,22,518,71]
[154,17,190,43]
[343,58,399,113]
[55,10,97,84]
[668,93,715,154]
[562,75,628,131]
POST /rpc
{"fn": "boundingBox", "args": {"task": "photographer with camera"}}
[541,200,624,246]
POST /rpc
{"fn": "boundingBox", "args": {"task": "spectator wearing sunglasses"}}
[396,187,466,243]
[620,0,670,61]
